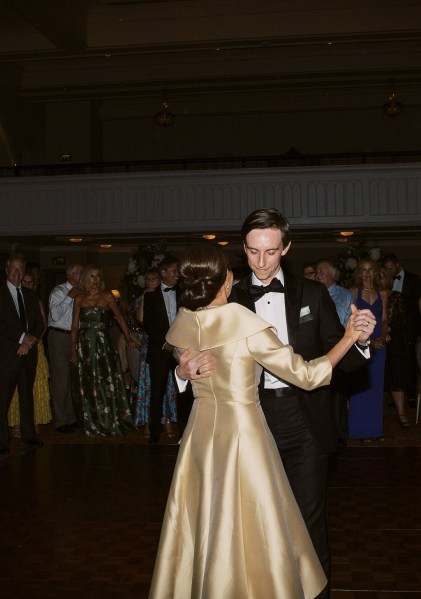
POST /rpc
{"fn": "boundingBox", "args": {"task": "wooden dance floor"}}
[0,409,420,598]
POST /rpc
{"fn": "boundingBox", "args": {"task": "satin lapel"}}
[232,274,256,313]
[284,270,303,348]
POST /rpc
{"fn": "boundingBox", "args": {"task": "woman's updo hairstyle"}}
[179,243,228,311]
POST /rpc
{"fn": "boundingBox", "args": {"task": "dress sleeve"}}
[246,328,332,391]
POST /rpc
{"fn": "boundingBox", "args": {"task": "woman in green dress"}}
[70,265,135,436]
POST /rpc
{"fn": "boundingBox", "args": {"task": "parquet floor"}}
[0,403,420,598]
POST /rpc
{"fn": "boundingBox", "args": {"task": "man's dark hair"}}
[382,253,399,265]
[241,208,291,246]
[158,255,178,273]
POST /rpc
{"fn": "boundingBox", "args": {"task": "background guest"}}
[303,262,317,280]
[143,256,179,443]
[8,271,52,436]
[316,258,355,446]
[48,263,84,433]
[379,266,412,427]
[133,266,177,436]
[348,259,388,441]
[0,255,44,455]
[382,253,421,407]
[70,264,135,437]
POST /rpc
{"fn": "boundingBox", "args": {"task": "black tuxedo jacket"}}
[0,283,44,358]
[143,285,179,362]
[400,270,421,337]
[230,271,367,452]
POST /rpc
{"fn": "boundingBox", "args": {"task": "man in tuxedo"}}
[382,253,421,403]
[229,209,375,597]
[143,256,180,443]
[0,255,45,454]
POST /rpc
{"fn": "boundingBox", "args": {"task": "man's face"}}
[6,259,25,287]
[316,262,335,288]
[161,263,179,287]
[244,228,290,284]
[383,259,399,279]
[68,265,83,287]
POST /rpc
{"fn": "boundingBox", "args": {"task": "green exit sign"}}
[53,257,66,266]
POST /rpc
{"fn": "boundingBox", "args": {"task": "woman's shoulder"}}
[168,303,272,350]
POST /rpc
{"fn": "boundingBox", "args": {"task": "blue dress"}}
[348,289,386,439]
[131,332,177,427]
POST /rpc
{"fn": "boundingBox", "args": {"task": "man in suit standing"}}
[143,256,179,443]
[229,209,375,597]
[382,253,421,404]
[0,255,45,454]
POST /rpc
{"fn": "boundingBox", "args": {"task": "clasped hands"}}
[17,334,37,357]
[350,306,376,343]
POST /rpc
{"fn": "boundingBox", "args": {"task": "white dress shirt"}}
[252,270,289,389]
[48,281,74,330]
[7,280,26,343]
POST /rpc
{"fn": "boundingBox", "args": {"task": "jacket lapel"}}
[283,270,302,348]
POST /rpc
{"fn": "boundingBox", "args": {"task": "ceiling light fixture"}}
[154,93,175,127]
[69,237,82,243]
[383,79,403,118]
[202,234,216,240]
[100,244,112,249]
[340,231,354,237]
[217,241,229,246]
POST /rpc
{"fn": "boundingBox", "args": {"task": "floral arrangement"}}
[336,241,383,287]
[122,240,167,298]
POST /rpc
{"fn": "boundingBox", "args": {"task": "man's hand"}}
[68,287,81,299]
[177,348,216,381]
[17,334,37,356]
[353,308,376,343]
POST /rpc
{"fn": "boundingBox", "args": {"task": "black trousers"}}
[260,388,330,599]
[147,349,177,441]
[0,349,38,448]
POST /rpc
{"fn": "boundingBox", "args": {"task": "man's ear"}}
[281,241,291,257]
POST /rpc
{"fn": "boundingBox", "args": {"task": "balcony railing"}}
[1,150,421,178]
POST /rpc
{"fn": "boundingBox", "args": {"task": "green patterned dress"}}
[76,306,133,436]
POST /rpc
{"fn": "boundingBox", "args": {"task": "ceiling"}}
[1,0,420,110]
[0,1,420,252]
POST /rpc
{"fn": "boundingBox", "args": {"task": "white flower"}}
[137,274,145,287]
[127,258,137,274]
[368,247,381,261]
[345,257,358,270]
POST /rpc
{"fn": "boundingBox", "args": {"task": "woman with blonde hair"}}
[71,264,135,436]
[348,258,388,440]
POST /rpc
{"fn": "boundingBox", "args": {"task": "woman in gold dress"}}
[148,244,365,599]
[8,271,52,436]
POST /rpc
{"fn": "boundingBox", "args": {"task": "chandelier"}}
[383,80,403,118]
[154,98,175,127]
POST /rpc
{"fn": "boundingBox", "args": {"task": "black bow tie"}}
[163,286,176,292]
[250,278,284,301]
[394,274,401,281]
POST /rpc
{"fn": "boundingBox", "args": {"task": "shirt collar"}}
[6,280,20,293]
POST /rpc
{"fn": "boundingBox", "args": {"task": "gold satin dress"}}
[148,304,330,599]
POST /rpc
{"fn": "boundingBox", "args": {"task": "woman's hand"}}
[177,348,216,381]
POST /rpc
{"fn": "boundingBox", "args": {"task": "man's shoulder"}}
[50,281,69,295]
